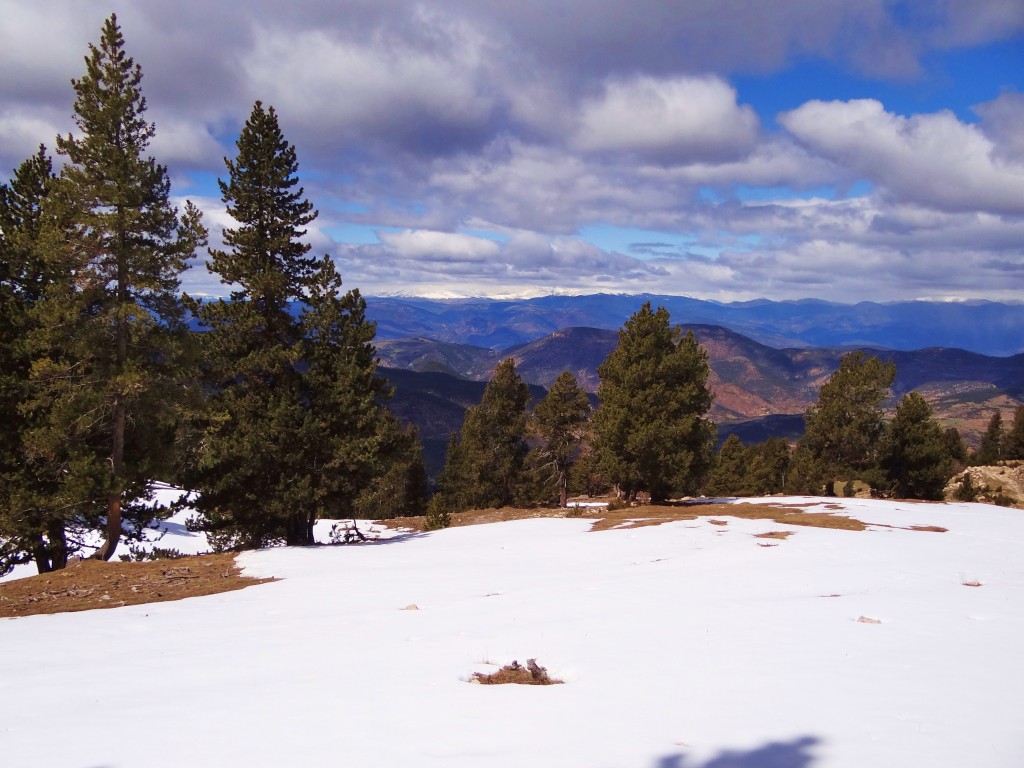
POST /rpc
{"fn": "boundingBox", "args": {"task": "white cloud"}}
[377,230,501,262]
[780,99,1024,214]
[240,19,495,152]
[574,76,759,162]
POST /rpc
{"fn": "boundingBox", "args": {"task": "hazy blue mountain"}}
[366,294,1024,356]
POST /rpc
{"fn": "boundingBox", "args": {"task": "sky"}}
[1,0,1022,303]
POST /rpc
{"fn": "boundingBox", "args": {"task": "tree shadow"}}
[655,736,819,768]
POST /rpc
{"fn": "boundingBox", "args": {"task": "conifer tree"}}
[1002,406,1024,460]
[881,392,952,500]
[0,147,66,574]
[704,434,750,497]
[592,303,716,502]
[25,16,204,561]
[941,427,968,468]
[789,351,895,494]
[190,104,393,548]
[746,437,791,495]
[434,359,531,510]
[531,371,591,507]
[973,412,1004,465]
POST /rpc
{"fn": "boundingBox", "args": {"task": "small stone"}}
[401,603,420,611]
[856,615,882,624]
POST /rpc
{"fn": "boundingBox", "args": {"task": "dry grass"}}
[754,531,793,540]
[0,553,274,619]
[471,659,562,686]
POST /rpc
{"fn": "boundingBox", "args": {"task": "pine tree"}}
[1003,405,1024,460]
[704,434,750,497]
[746,438,791,495]
[435,358,531,510]
[790,351,895,494]
[300,256,394,528]
[592,303,716,502]
[190,104,393,549]
[973,412,1004,465]
[25,16,203,561]
[0,147,66,574]
[881,392,952,500]
[941,427,968,468]
[531,371,592,507]
[190,102,320,549]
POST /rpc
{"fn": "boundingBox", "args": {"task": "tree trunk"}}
[47,520,68,570]
[95,392,126,561]
[558,471,568,508]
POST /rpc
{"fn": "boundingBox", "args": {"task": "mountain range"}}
[365,295,1024,476]
[365,294,1024,357]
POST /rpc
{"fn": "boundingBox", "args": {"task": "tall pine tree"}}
[789,351,895,494]
[433,358,531,511]
[1005,405,1024,460]
[0,147,67,574]
[592,303,715,502]
[531,371,591,507]
[25,15,203,562]
[190,104,393,548]
[881,391,952,500]
[974,412,1004,465]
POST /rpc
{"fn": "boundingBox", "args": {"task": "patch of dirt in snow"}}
[0,553,274,619]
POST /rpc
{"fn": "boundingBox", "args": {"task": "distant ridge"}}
[365,294,1024,356]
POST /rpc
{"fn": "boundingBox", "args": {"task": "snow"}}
[2,496,1023,767]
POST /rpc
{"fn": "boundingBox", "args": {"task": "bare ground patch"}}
[0,553,275,619]
[470,659,563,686]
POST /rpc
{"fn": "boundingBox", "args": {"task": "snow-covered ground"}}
[2,496,1023,767]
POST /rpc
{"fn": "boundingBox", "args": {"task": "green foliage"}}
[592,302,716,502]
[704,435,749,497]
[952,473,978,502]
[941,427,968,467]
[189,103,395,549]
[973,412,1003,465]
[1002,406,1024,460]
[423,496,452,531]
[530,371,591,506]
[706,435,791,497]
[432,359,531,511]
[790,351,895,494]
[880,391,953,500]
[5,15,204,566]
[353,413,428,520]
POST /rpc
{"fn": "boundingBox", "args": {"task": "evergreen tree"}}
[434,359,531,510]
[881,392,952,500]
[789,351,895,494]
[592,303,715,502]
[704,435,750,497]
[1003,405,1024,460]
[531,371,592,507]
[190,105,392,548]
[746,438,791,495]
[974,412,1004,465]
[353,413,428,520]
[25,16,203,562]
[941,427,968,468]
[0,147,66,574]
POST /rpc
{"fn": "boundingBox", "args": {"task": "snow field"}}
[1,497,1022,767]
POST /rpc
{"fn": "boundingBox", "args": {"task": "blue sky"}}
[2,0,1022,302]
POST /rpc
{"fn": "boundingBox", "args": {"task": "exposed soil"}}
[0,553,274,619]
[471,659,562,685]
[4,497,949,620]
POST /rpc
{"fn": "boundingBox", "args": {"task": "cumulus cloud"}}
[377,230,501,262]
[780,99,1024,214]
[240,16,496,155]
[573,76,759,163]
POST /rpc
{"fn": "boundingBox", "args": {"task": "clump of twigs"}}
[471,658,563,685]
